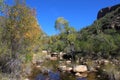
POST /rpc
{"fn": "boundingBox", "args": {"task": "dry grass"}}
[102,63,120,80]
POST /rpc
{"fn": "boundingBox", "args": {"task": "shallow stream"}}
[28,60,97,80]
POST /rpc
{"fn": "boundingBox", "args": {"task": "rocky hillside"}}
[77,3,120,58]
[97,4,120,30]
[97,4,120,19]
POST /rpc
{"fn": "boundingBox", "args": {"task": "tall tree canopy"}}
[0,0,43,75]
[55,17,69,32]
[2,3,42,58]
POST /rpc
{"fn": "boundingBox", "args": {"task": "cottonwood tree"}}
[0,0,42,75]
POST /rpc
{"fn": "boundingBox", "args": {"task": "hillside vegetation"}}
[46,4,120,60]
[0,0,45,79]
[0,0,120,79]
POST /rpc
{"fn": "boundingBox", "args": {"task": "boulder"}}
[50,57,57,60]
[24,78,29,80]
[42,50,48,54]
[59,52,66,60]
[36,65,41,68]
[59,65,67,71]
[66,67,73,72]
[103,60,109,65]
[73,65,88,72]
[75,72,82,77]
[66,60,71,64]
[75,72,88,77]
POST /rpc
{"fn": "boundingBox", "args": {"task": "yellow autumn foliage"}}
[4,3,43,55]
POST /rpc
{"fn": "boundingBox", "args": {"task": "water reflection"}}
[30,60,96,80]
[48,70,60,80]
[35,70,60,80]
[35,74,47,80]
[76,77,87,80]
[35,70,87,80]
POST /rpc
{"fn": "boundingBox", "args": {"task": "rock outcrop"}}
[97,4,120,19]
[73,65,88,77]
[96,4,120,30]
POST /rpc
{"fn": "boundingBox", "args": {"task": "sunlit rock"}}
[59,65,67,71]
[103,60,109,65]
[75,72,88,77]
[66,67,73,72]
[24,78,29,80]
[42,50,48,54]
[59,52,65,60]
[36,65,41,68]
[73,65,88,72]
[66,60,71,64]
[50,57,57,60]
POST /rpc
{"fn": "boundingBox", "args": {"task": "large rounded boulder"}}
[73,65,88,72]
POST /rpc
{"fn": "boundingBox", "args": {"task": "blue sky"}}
[7,0,120,36]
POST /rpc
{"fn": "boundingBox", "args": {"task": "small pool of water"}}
[28,60,96,80]
[35,70,88,80]
[35,70,60,80]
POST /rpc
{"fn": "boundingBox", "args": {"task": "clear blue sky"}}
[7,0,120,36]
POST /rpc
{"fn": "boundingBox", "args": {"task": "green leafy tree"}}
[3,2,41,58]
[0,0,4,13]
[0,0,42,75]
[55,17,69,32]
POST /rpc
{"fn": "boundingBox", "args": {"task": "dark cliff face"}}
[101,9,120,30]
[97,4,120,19]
